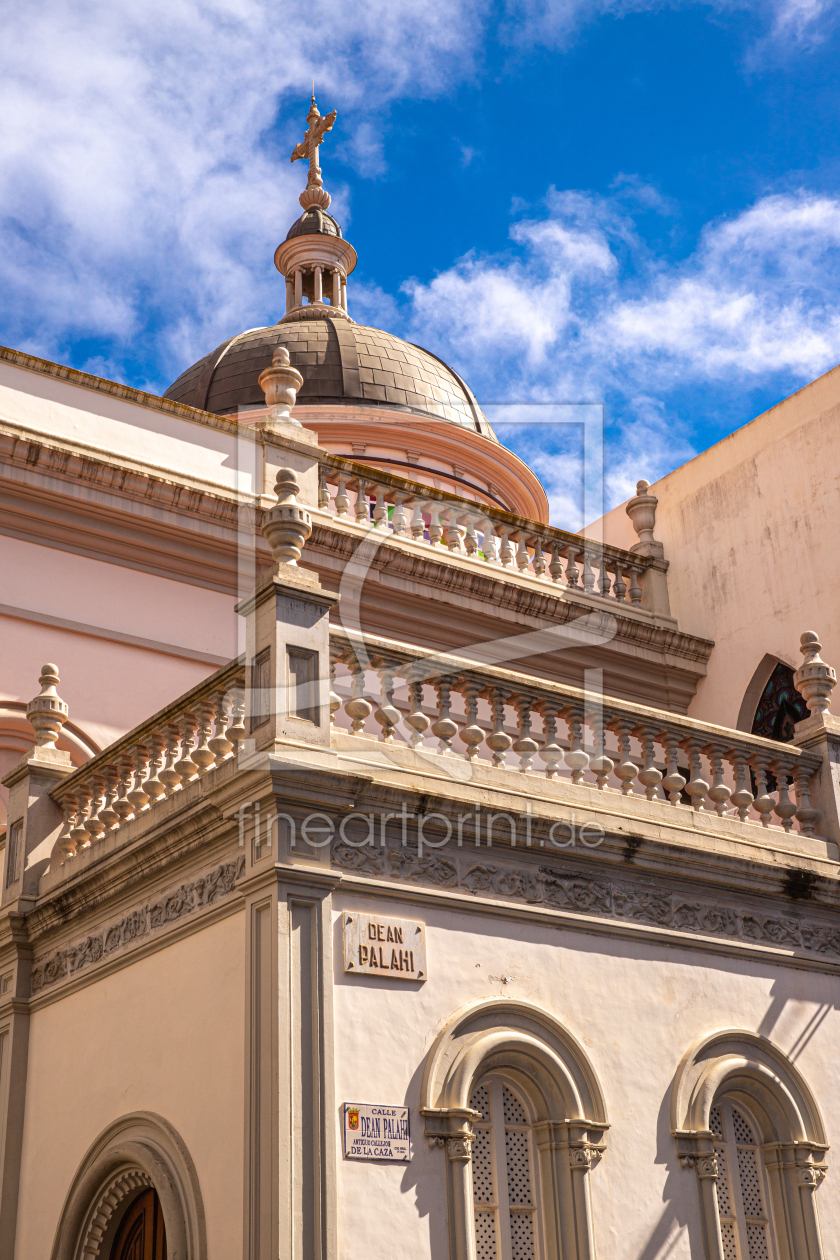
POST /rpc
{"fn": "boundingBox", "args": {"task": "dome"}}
[164,318,496,438]
[286,206,343,239]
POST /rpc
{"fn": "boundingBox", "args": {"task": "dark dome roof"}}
[286,206,343,239]
[164,319,495,437]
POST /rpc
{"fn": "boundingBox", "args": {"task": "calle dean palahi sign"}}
[344,1103,410,1161]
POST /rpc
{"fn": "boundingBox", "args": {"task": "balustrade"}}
[51,662,246,861]
[329,630,822,840]
[316,461,653,608]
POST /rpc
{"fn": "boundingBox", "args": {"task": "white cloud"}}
[402,188,840,520]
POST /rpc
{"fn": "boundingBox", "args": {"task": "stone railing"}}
[329,629,823,837]
[316,458,659,609]
[50,659,246,861]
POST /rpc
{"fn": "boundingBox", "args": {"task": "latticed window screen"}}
[469,1078,539,1260]
[711,1100,775,1260]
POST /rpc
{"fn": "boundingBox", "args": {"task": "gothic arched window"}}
[470,1077,540,1260]
[710,1099,775,1260]
[751,663,809,743]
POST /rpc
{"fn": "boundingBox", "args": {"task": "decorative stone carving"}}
[330,842,840,960]
[794,631,836,715]
[446,1136,474,1162]
[261,468,312,567]
[257,345,304,428]
[31,854,245,993]
[26,662,68,748]
[625,480,660,550]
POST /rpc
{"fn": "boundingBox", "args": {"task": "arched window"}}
[420,999,608,1260]
[672,1030,828,1260]
[470,1077,540,1260]
[751,663,809,743]
[710,1099,775,1260]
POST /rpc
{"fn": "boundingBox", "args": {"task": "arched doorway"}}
[110,1188,166,1260]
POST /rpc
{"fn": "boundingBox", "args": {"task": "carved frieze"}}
[330,842,840,960]
[31,854,245,994]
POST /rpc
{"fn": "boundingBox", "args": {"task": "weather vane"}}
[291,90,337,211]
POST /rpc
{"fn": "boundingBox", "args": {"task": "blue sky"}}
[3,0,840,522]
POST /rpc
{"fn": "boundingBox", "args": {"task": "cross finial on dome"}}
[291,93,337,212]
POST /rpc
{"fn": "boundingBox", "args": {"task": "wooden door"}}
[110,1188,167,1260]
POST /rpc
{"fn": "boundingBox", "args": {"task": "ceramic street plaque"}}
[342,912,426,981]
[344,1103,411,1161]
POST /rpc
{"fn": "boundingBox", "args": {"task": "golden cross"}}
[290,95,337,190]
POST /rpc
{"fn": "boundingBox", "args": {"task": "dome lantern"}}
[275,94,357,323]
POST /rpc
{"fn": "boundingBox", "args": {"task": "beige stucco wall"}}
[599,363,840,728]
[332,892,840,1260]
[14,911,245,1259]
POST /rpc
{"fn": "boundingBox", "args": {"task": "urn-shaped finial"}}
[262,468,312,566]
[27,663,69,748]
[626,479,657,544]
[794,631,836,716]
[258,345,304,427]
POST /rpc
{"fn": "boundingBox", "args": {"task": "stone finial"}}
[625,479,664,559]
[258,345,304,428]
[261,468,312,566]
[27,663,69,749]
[794,632,836,715]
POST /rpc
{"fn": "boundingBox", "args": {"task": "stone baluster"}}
[538,701,563,778]
[598,553,611,597]
[355,480,369,525]
[634,725,663,800]
[549,544,564,583]
[515,534,530,573]
[498,528,513,568]
[392,494,408,535]
[56,794,78,860]
[345,661,372,736]
[728,749,754,822]
[334,476,350,518]
[174,713,199,783]
[405,675,431,747]
[373,662,401,743]
[315,466,329,510]
[772,756,798,832]
[486,688,513,767]
[660,731,687,804]
[512,694,539,773]
[113,755,136,821]
[411,500,426,541]
[750,754,776,827]
[98,766,121,830]
[372,487,388,529]
[144,733,167,802]
[444,510,463,552]
[464,517,480,557]
[208,693,234,765]
[582,550,596,593]
[226,690,247,754]
[681,737,709,810]
[127,745,151,815]
[703,745,732,816]
[457,680,485,761]
[85,775,107,841]
[627,565,643,606]
[612,720,637,795]
[159,723,183,794]
[793,763,819,837]
[428,503,444,547]
[564,706,590,783]
[482,519,499,564]
[565,548,580,587]
[587,707,614,790]
[192,702,216,773]
[431,680,458,755]
[532,537,546,578]
[613,565,627,602]
[69,787,92,851]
